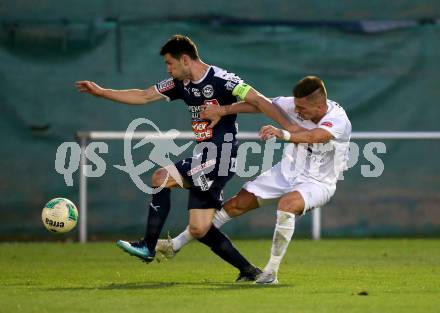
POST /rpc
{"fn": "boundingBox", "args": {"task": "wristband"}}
[281,130,291,141]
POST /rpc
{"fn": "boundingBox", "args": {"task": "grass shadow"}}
[204,282,290,290]
[43,281,290,291]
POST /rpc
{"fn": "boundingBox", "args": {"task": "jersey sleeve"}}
[216,71,244,98]
[318,116,349,140]
[154,78,181,101]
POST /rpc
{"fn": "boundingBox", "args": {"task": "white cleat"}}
[255,271,279,285]
[155,236,178,260]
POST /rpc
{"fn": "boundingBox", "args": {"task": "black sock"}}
[144,188,171,253]
[198,225,254,273]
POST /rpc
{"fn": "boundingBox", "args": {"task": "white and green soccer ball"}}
[42,198,78,233]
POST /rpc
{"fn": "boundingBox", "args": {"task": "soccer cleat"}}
[155,236,178,260]
[255,270,279,285]
[235,266,263,283]
[116,239,155,263]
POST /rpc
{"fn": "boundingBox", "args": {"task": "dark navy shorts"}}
[174,152,236,210]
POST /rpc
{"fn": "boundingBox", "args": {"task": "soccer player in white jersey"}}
[156,76,352,284]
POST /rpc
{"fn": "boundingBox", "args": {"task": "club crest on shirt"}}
[202,84,214,98]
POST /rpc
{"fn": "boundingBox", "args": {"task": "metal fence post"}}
[312,207,321,240]
[79,135,88,243]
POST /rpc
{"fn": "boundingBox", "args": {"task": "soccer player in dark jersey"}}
[76,35,296,281]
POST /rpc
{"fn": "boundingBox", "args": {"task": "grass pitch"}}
[0,239,439,313]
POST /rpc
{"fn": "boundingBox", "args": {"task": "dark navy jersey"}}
[154,66,243,148]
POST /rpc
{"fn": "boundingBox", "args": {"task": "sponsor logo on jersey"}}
[192,88,201,97]
[157,78,175,93]
[203,99,220,106]
[321,121,333,128]
[295,113,305,122]
[202,84,214,98]
[188,105,203,119]
[192,121,213,141]
[224,80,238,91]
[187,159,216,176]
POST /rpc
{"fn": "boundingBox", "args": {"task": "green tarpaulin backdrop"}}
[1,2,440,240]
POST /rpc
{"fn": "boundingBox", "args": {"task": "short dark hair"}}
[293,76,326,99]
[160,35,199,60]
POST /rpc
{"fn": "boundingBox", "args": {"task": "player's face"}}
[294,98,321,121]
[163,53,190,80]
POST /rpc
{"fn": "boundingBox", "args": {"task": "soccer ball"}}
[42,198,78,233]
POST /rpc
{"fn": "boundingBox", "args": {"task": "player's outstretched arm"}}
[202,98,306,131]
[239,87,301,133]
[75,81,164,105]
[259,125,333,144]
[201,101,260,128]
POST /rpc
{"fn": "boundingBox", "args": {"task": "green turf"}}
[0,239,439,313]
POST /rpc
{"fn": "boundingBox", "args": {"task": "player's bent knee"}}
[278,203,304,216]
[189,225,210,239]
[278,193,305,216]
[151,168,168,187]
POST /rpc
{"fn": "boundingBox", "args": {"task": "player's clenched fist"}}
[259,125,283,140]
[75,81,104,97]
[200,104,225,129]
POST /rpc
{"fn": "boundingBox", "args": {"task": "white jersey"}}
[272,96,352,189]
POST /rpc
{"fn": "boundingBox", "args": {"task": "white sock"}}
[212,208,232,228]
[264,210,296,274]
[171,227,193,251]
[171,208,231,251]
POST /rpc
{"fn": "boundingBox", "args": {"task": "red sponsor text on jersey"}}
[204,99,220,106]
[321,121,333,128]
[192,99,220,141]
[192,121,213,141]
[157,78,175,93]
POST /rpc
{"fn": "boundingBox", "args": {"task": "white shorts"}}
[243,161,335,215]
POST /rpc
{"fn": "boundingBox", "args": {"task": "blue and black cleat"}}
[116,239,155,263]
